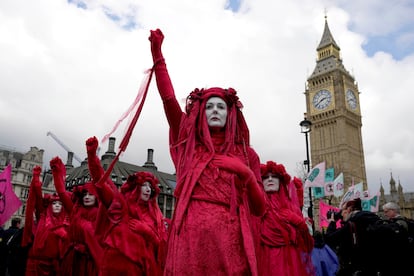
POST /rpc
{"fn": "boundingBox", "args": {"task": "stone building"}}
[378,173,414,219]
[0,145,49,228]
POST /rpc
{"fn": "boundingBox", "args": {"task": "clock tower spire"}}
[304,17,367,193]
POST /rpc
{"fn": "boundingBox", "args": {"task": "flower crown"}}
[121,171,160,196]
[185,87,243,114]
[260,161,291,185]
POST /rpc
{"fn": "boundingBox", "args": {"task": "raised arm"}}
[86,136,114,207]
[86,136,105,183]
[31,166,45,218]
[22,166,43,246]
[149,29,182,139]
[50,156,73,212]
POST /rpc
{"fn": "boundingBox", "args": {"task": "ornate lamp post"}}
[300,117,314,233]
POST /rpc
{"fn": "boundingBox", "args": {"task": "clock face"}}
[312,89,332,110]
[346,89,357,110]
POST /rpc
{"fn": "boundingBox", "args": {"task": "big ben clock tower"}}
[305,17,368,192]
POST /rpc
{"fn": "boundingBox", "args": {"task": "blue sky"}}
[1,0,414,197]
[363,30,414,60]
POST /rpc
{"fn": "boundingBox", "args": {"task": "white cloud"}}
[1,0,413,197]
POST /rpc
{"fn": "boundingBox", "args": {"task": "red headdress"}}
[172,87,250,197]
[121,171,164,240]
[120,171,160,198]
[43,193,67,220]
[71,181,99,206]
[260,161,291,186]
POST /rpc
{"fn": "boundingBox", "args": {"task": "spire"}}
[390,171,397,194]
[309,15,348,78]
[317,15,340,51]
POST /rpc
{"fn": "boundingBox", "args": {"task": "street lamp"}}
[300,117,314,233]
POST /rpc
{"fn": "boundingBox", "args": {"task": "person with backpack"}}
[325,198,382,276]
[382,201,411,227]
[0,218,23,276]
[380,202,413,275]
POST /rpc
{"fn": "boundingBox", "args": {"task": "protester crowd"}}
[1,28,413,276]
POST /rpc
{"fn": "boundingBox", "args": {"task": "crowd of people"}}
[324,198,413,276]
[1,28,413,276]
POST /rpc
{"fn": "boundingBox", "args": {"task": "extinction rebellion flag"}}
[0,164,22,226]
[304,162,326,188]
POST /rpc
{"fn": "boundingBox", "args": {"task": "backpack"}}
[365,217,412,275]
[392,217,414,254]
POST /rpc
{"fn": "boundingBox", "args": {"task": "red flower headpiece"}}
[43,193,61,207]
[185,87,243,114]
[260,161,291,186]
[121,171,160,197]
[72,181,98,205]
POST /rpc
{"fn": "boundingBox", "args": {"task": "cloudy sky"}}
[1,0,413,195]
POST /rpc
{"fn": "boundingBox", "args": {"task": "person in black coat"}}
[0,218,29,276]
[325,198,381,276]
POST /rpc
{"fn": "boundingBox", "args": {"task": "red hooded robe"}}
[86,137,166,276]
[150,29,266,276]
[23,167,70,276]
[258,161,315,276]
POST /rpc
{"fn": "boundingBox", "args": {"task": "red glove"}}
[212,155,255,182]
[149,29,164,63]
[281,209,306,227]
[31,166,42,188]
[86,136,105,182]
[50,156,66,193]
[129,218,160,245]
[86,136,99,156]
[33,166,42,177]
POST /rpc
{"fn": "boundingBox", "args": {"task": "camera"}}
[327,209,342,221]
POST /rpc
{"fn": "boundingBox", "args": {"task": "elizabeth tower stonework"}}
[305,17,368,193]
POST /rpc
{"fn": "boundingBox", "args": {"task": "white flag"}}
[333,172,344,197]
[304,162,326,188]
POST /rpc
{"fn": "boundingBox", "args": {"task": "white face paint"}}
[205,97,228,129]
[52,200,63,214]
[140,182,152,202]
[262,174,280,192]
[83,192,96,207]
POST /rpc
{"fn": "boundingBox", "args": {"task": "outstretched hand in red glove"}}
[33,166,42,177]
[86,136,99,156]
[50,156,67,193]
[149,29,164,62]
[31,166,42,188]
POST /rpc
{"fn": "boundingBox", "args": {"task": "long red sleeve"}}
[50,157,73,212]
[150,29,182,140]
[86,137,105,183]
[86,137,114,207]
[22,167,43,247]
[246,148,266,216]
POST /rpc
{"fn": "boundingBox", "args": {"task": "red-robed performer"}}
[149,28,266,276]
[86,136,167,276]
[258,161,315,276]
[49,156,103,276]
[22,166,70,276]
